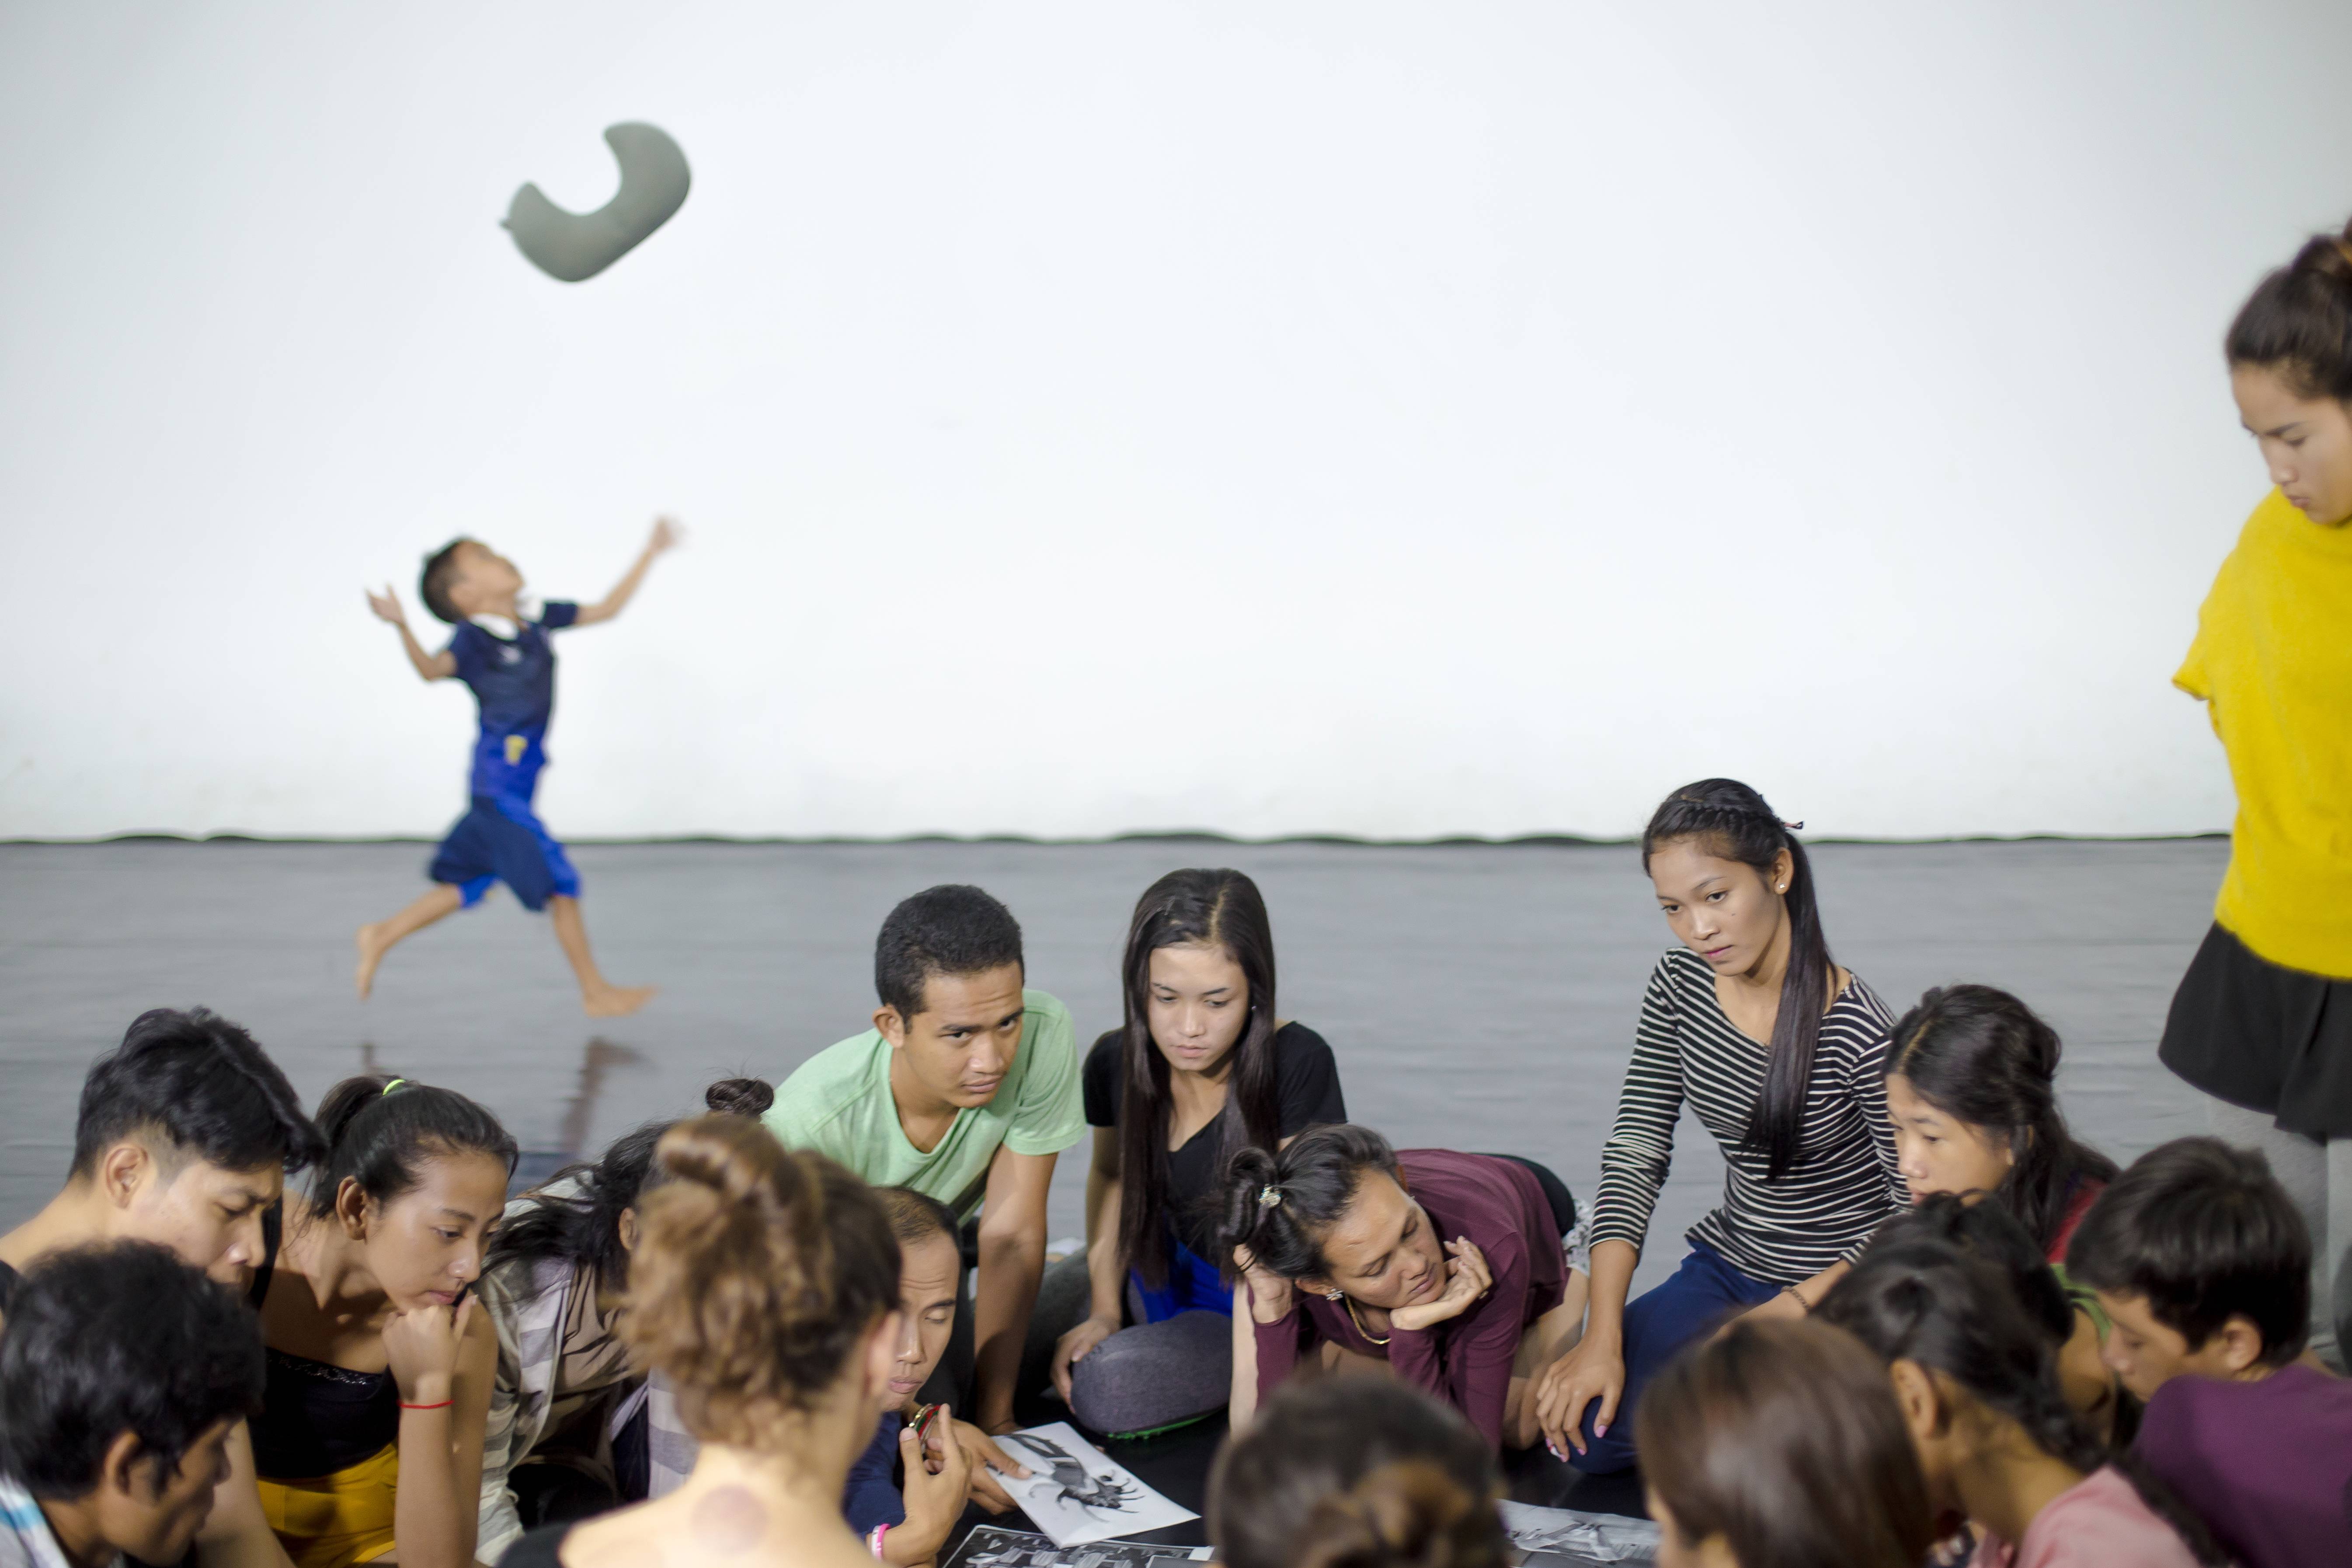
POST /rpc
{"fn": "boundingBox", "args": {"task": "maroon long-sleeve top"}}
[1251,1148,1567,1448]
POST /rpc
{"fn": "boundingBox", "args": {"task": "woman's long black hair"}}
[1642,779,1830,1179]
[1818,1242,2222,1565]
[1884,986,2117,1255]
[486,1076,772,1297]
[1117,869,1283,1285]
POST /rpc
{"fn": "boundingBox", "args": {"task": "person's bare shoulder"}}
[560,1492,877,1568]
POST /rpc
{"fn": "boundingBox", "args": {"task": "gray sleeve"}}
[474,1290,529,1563]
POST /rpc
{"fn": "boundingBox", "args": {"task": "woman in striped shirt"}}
[1533,779,1902,1474]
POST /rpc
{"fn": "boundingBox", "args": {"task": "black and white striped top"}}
[1589,947,1902,1285]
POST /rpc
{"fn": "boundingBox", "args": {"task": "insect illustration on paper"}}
[1003,1433,1141,1515]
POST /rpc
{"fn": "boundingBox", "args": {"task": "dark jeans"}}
[1570,1241,1778,1475]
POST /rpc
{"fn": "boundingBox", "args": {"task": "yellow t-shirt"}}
[2175,488,2352,978]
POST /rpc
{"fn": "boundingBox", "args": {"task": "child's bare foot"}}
[355,924,391,999]
[582,983,657,1018]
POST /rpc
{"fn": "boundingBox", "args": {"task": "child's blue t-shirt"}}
[445,602,578,804]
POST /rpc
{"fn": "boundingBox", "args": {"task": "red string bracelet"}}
[400,1398,454,1411]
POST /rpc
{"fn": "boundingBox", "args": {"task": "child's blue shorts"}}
[428,796,581,913]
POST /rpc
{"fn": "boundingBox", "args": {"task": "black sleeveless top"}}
[249,1254,401,1480]
[253,1348,400,1478]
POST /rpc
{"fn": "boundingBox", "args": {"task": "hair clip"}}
[380,1077,409,1097]
[1781,820,1805,832]
[1257,1184,1282,1210]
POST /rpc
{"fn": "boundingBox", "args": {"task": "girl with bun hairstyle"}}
[500,1116,908,1568]
[2164,216,2352,1366]
[1209,1375,1508,1568]
[1537,779,1901,1474]
[1051,868,1346,1436]
[1220,1124,1583,1450]
[1637,1317,1934,1568]
[1815,1242,2216,1568]
[475,1076,775,1560]
[253,1074,518,1568]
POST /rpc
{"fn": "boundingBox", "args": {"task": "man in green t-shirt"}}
[765,884,1085,1432]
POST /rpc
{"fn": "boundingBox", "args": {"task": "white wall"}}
[3,1,2345,841]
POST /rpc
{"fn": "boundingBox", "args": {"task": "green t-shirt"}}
[762,988,1086,1218]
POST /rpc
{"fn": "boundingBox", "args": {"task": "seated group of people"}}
[2,777,2348,1568]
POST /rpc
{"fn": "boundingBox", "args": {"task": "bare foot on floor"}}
[355,924,390,999]
[583,984,658,1018]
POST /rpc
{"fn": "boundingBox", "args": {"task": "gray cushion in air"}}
[503,122,690,283]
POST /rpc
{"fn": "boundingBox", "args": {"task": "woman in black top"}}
[253,1074,516,1568]
[1047,868,1345,1436]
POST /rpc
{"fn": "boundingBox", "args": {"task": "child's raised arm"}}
[571,515,680,626]
[367,586,456,681]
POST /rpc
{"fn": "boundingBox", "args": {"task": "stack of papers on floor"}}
[1499,1501,1660,1565]
[945,1526,1211,1568]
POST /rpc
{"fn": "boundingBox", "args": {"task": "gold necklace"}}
[1340,1293,1390,1346]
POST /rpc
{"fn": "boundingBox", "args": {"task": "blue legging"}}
[1570,1241,1781,1474]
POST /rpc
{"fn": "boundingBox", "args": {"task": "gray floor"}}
[0,837,2225,1298]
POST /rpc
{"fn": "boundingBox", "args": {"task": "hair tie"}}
[380,1078,409,1097]
[1257,1184,1282,1210]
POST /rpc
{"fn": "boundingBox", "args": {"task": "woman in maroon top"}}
[1218,1124,1582,1450]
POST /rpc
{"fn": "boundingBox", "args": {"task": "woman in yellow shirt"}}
[2162,215,2352,1367]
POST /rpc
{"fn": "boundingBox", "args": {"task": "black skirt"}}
[2160,923,2352,1138]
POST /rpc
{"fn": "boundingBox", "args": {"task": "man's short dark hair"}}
[0,1241,265,1499]
[874,885,1023,1021]
[73,1009,326,1180]
[2067,1135,2309,1365]
[418,538,472,625]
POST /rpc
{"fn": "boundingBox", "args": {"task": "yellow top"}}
[2175,487,2352,979]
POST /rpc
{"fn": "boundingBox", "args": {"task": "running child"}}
[355,519,676,1017]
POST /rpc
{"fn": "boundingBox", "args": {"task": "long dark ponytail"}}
[1885,987,2117,1255]
[487,1077,774,1296]
[1642,779,1829,1179]
[1817,1244,2223,1565]
[1117,869,1283,1284]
